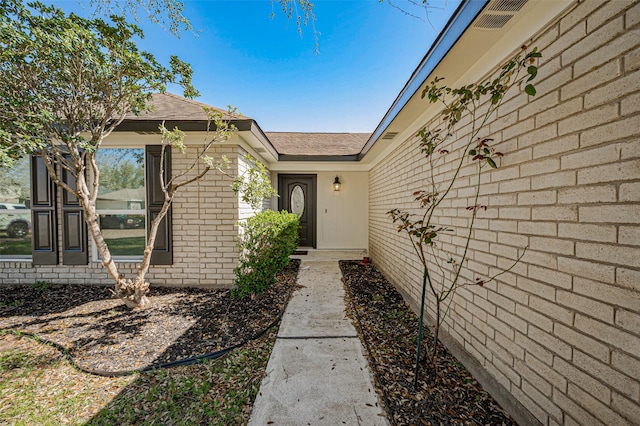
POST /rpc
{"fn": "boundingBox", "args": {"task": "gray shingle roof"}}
[265,132,371,156]
[123,93,249,121]
[121,94,372,158]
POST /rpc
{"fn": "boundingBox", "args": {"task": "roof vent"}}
[255,147,267,153]
[381,132,398,140]
[474,13,513,28]
[488,0,527,12]
[473,0,526,29]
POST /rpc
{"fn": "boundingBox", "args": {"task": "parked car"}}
[100,214,144,230]
[0,202,31,238]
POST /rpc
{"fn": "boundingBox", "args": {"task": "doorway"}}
[278,174,316,248]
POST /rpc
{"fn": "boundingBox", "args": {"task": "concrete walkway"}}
[248,251,388,426]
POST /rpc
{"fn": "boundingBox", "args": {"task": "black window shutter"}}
[30,155,58,265]
[61,161,88,265]
[145,145,172,265]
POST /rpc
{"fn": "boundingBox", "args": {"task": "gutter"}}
[359,0,490,158]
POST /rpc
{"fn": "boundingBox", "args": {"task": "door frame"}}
[278,174,317,248]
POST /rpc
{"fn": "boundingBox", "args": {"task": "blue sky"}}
[56,1,461,132]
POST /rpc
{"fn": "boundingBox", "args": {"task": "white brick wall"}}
[0,144,241,288]
[369,1,640,425]
[237,148,271,222]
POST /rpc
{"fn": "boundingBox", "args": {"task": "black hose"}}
[1,294,291,377]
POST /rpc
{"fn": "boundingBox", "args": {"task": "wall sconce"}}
[333,176,342,191]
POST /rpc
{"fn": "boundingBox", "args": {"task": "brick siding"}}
[369,1,640,424]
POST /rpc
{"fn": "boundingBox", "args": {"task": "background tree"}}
[91,0,317,40]
[0,157,30,204]
[0,0,275,308]
[388,46,541,387]
[98,149,145,192]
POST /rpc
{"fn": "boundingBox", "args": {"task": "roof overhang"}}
[359,0,574,166]
[278,154,360,162]
[360,0,489,157]
[114,118,280,163]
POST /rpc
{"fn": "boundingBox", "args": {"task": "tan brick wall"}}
[0,145,241,288]
[369,1,640,425]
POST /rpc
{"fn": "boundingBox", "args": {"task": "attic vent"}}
[381,132,398,140]
[473,0,525,29]
[473,13,513,29]
[488,0,527,12]
[255,147,267,153]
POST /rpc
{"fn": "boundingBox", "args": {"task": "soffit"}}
[360,0,574,167]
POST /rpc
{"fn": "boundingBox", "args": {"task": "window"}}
[1,145,171,265]
[0,157,32,259]
[94,148,146,259]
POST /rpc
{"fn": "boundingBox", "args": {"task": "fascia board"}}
[360,0,489,157]
[269,160,370,173]
[360,0,574,170]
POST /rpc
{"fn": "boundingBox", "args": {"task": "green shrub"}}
[233,210,300,297]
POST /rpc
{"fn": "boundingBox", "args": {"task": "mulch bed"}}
[0,259,300,374]
[340,260,515,426]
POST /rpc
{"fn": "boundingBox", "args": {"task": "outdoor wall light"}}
[333,176,342,191]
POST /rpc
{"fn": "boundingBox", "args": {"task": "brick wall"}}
[237,148,271,221]
[0,144,241,288]
[369,1,640,425]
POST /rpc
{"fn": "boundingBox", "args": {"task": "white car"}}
[0,202,31,238]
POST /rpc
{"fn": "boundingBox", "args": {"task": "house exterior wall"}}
[0,143,242,288]
[272,170,369,250]
[368,1,640,425]
[238,147,271,221]
[316,172,368,250]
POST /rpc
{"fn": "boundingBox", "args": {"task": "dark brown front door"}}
[278,175,316,248]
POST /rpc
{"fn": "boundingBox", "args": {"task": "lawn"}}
[0,236,146,257]
[0,329,276,425]
[106,236,146,256]
[0,261,300,425]
[0,237,31,256]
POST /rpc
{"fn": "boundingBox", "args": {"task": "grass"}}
[0,238,31,256]
[0,329,276,425]
[0,236,146,257]
[104,236,146,256]
[0,336,132,425]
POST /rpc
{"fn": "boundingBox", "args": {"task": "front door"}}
[278,175,316,248]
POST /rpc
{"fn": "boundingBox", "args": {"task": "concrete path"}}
[248,251,388,426]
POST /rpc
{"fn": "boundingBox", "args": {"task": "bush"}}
[233,210,300,297]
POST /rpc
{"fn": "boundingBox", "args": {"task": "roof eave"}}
[112,118,281,163]
[113,118,254,133]
[279,154,361,162]
[359,0,489,157]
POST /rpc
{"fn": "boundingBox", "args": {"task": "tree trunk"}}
[76,170,152,309]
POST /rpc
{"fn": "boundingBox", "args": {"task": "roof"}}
[123,93,249,122]
[118,95,370,158]
[265,132,371,156]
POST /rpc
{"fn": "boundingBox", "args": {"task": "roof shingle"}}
[121,93,372,158]
[265,132,371,156]
[123,93,249,121]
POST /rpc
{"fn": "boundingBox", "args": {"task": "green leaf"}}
[525,84,537,96]
[469,149,476,156]
[487,157,497,168]
[527,65,538,81]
